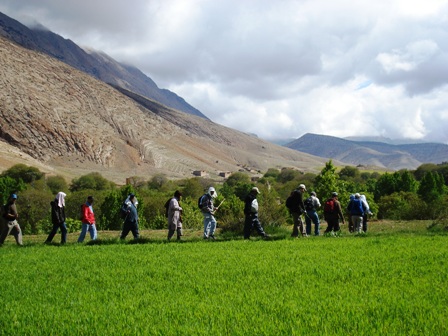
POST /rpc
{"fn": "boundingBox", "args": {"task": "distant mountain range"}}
[286,133,448,170]
[0,11,207,119]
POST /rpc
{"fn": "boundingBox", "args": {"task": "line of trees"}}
[1,161,447,235]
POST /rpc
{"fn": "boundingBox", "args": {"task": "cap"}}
[298,184,307,191]
[129,193,135,198]
[310,191,316,196]
[251,187,260,194]
[355,193,361,198]
[331,192,338,197]
[10,193,18,199]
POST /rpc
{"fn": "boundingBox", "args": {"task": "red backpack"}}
[324,198,336,214]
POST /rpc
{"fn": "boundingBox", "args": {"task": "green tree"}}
[70,172,115,192]
[1,164,44,183]
[16,188,53,234]
[46,175,69,195]
[397,170,418,193]
[339,166,360,180]
[314,161,340,201]
[0,176,27,204]
[418,171,445,203]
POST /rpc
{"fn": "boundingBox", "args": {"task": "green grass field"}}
[0,221,447,335]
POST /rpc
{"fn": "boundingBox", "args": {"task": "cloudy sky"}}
[1,0,448,144]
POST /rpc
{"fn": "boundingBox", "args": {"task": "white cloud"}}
[1,0,448,144]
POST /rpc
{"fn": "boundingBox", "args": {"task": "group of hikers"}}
[0,183,373,246]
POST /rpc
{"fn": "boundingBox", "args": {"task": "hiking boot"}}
[210,235,216,240]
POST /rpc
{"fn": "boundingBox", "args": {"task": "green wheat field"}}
[0,221,447,335]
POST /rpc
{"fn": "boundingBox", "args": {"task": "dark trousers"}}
[244,214,266,239]
[324,218,340,233]
[45,222,67,243]
[120,220,139,239]
[362,214,368,232]
[168,228,182,241]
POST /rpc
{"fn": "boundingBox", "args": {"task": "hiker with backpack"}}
[323,192,345,235]
[167,190,183,241]
[243,187,269,239]
[304,191,321,236]
[45,191,68,244]
[199,187,219,240]
[0,193,23,246]
[360,194,373,232]
[285,184,307,237]
[77,196,97,242]
[347,193,367,233]
[120,193,140,240]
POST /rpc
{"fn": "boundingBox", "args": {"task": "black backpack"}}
[285,190,299,211]
[164,198,171,218]
[198,194,206,210]
[304,197,314,211]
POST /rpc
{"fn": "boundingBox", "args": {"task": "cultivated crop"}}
[0,226,447,335]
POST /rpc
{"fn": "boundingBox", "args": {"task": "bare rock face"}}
[0,36,328,181]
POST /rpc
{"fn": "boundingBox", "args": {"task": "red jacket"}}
[81,203,95,224]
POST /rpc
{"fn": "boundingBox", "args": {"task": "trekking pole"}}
[215,198,226,211]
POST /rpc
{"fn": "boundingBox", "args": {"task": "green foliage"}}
[263,168,280,179]
[339,166,360,179]
[0,235,447,334]
[46,175,69,194]
[180,177,205,199]
[16,188,53,234]
[0,176,27,204]
[277,168,301,183]
[418,171,446,203]
[69,172,115,192]
[377,192,427,220]
[1,164,44,183]
[314,160,340,200]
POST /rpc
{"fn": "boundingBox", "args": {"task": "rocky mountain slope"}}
[286,133,448,170]
[0,36,330,182]
[0,11,207,119]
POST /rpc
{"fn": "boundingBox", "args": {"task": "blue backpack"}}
[348,199,363,215]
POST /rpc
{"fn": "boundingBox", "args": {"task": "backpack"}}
[304,197,314,211]
[198,194,206,210]
[79,204,84,221]
[120,202,129,219]
[348,199,364,215]
[324,198,336,214]
[285,195,294,210]
[1,204,8,219]
[164,198,171,218]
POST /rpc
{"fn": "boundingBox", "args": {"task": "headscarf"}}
[208,187,217,198]
[124,193,138,208]
[55,192,66,208]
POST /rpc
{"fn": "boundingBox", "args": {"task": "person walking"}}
[360,194,373,232]
[243,187,269,239]
[347,194,355,233]
[347,193,367,233]
[287,184,307,237]
[120,193,140,240]
[77,196,97,242]
[200,187,218,240]
[304,191,321,236]
[0,193,23,246]
[45,191,68,244]
[323,192,345,235]
[167,190,183,241]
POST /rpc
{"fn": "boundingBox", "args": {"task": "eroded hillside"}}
[0,36,328,182]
